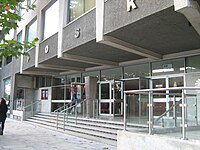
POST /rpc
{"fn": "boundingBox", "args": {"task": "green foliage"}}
[0,0,38,61]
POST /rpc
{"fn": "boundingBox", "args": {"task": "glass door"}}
[99,80,123,116]
[152,75,184,127]
[124,77,149,124]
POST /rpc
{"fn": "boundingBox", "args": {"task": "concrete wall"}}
[104,0,174,34]
[118,131,200,150]
[62,9,96,52]
[38,33,58,63]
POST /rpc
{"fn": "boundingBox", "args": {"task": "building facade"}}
[1,0,200,149]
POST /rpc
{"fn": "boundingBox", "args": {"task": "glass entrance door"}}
[99,80,123,116]
[152,75,184,119]
[124,77,149,124]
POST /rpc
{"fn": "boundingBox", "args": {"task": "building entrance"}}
[152,75,184,118]
[123,77,149,124]
[98,80,123,116]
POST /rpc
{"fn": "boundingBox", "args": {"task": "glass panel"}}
[113,101,122,115]
[124,63,150,78]
[186,95,197,126]
[51,102,64,111]
[114,81,122,99]
[39,77,45,87]
[17,32,23,43]
[169,77,183,88]
[27,20,37,42]
[186,55,200,73]
[101,83,109,99]
[69,0,96,22]
[65,86,71,100]
[4,56,12,65]
[43,0,59,39]
[46,76,52,87]
[52,86,64,100]
[100,102,109,114]
[152,58,184,76]
[69,0,84,21]
[153,78,166,98]
[101,67,122,81]
[84,0,96,12]
[4,77,11,103]
[53,76,65,86]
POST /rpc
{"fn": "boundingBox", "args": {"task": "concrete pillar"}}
[85,76,98,118]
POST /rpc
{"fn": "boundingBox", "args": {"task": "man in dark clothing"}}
[0,98,8,135]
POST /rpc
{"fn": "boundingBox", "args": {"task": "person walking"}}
[0,98,8,135]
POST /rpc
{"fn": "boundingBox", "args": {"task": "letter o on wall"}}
[45,45,49,53]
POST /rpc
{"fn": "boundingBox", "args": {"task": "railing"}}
[23,100,41,120]
[56,99,99,129]
[124,87,199,140]
[154,98,182,127]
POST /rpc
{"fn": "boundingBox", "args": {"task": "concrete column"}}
[57,0,67,58]
[85,76,98,118]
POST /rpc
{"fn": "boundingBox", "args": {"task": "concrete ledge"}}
[117,130,200,150]
[174,0,200,35]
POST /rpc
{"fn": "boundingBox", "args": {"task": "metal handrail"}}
[23,100,41,120]
[155,99,182,122]
[124,86,200,140]
[56,99,87,129]
[23,100,41,109]
[56,98,98,129]
[54,105,67,113]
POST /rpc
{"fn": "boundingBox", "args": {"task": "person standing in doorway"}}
[0,98,8,135]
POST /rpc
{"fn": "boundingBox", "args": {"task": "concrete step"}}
[25,113,123,146]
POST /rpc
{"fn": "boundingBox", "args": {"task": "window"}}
[69,0,95,22]
[17,31,23,43]
[27,19,37,42]
[101,67,122,81]
[124,63,150,78]
[152,58,184,76]
[4,77,11,102]
[4,56,12,65]
[4,29,14,65]
[186,55,200,73]
[43,0,59,39]
[41,89,48,100]
[53,76,65,86]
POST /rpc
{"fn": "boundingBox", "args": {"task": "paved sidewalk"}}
[0,118,117,150]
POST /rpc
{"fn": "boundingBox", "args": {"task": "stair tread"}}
[27,117,119,134]
[26,119,117,140]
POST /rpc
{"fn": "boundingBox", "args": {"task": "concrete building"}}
[1,0,200,149]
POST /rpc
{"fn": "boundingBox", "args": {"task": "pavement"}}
[0,118,117,150]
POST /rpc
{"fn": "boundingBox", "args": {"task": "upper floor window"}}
[4,29,14,65]
[4,56,12,65]
[69,0,96,22]
[43,0,59,40]
[27,19,37,42]
[17,31,23,43]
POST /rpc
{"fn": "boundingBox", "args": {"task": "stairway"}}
[25,113,124,145]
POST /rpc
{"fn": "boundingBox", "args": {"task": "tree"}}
[0,0,38,61]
